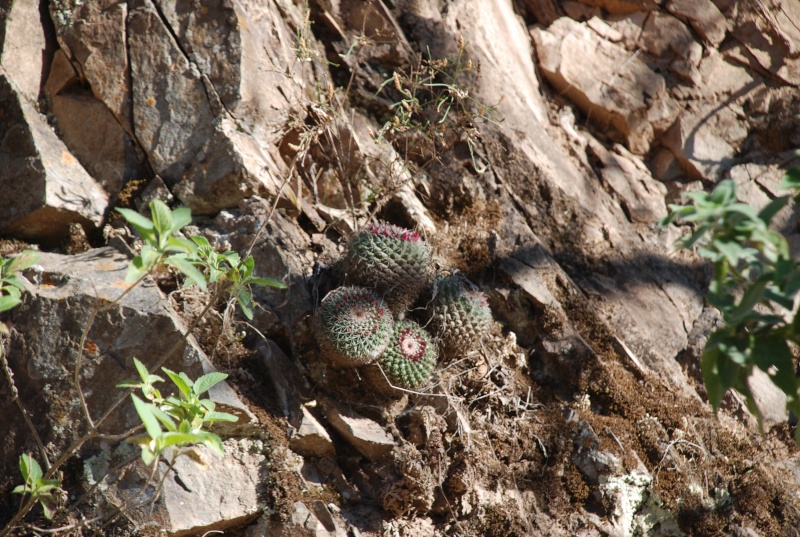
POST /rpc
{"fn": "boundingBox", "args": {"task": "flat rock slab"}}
[321,399,395,461]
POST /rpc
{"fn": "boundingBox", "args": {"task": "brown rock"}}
[661,101,745,181]
[666,0,728,46]
[640,12,701,63]
[290,406,336,458]
[50,0,132,129]
[587,140,668,224]
[728,1,800,85]
[0,73,108,243]
[532,17,678,154]
[321,399,396,461]
[575,0,658,15]
[51,91,147,196]
[1,0,51,101]
[43,49,80,101]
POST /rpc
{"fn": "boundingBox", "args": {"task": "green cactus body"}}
[379,319,437,389]
[429,275,491,357]
[343,222,432,311]
[316,286,394,367]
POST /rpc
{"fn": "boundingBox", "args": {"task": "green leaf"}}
[0,294,22,313]
[116,207,156,243]
[728,278,768,324]
[170,207,192,233]
[779,167,800,190]
[192,372,228,397]
[125,255,150,284]
[702,348,724,412]
[20,453,41,483]
[132,394,162,439]
[162,368,193,398]
[751,334,798,402]
[247,276,286,289]
[133,357,150,383]
[166,256,207,291]
[204,411,239,423]
[710,179,735,205]
[6,251,40,274]
[191,235,211,248]
[159,431,209,449]
[150,199,174,238]
[151,404,178,431]
[237,298,254,320]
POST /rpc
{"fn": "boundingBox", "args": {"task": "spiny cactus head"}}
[429,274,491,357]
[378,319,438,389]
[315,286,394,367]
[343,221,432,312]
[363,221,421,242]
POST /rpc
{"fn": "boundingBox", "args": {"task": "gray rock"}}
[0,73,108,243]
[321,399,396,461]
[126,0,291,215]
[86,439,266,536]
[51,91,147,196]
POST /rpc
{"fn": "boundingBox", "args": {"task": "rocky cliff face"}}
[1,0,799,535]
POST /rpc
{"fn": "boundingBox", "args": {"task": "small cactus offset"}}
[343,221,432,311]
[316,286,394,367]
[428,274,491,357]
[379,319,437,389]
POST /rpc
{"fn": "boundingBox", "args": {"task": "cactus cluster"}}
[315,286,394,367]
[427,274,492,356]
[315,220,492,392]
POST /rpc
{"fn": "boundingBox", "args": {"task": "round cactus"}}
[428,274,491,357]
[315,286,394,367]
[378,319,437,389]
[343,222,432,311]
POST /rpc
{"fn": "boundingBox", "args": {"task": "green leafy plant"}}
[12,454,62,520]
[189,236,285,320]
[118,357,237,465]
[661,166,800,438]
[116,199,206,290]
[0,251,39,313]
[3,198,286,534]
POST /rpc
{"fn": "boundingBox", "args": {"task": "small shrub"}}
[661,165,800,439]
